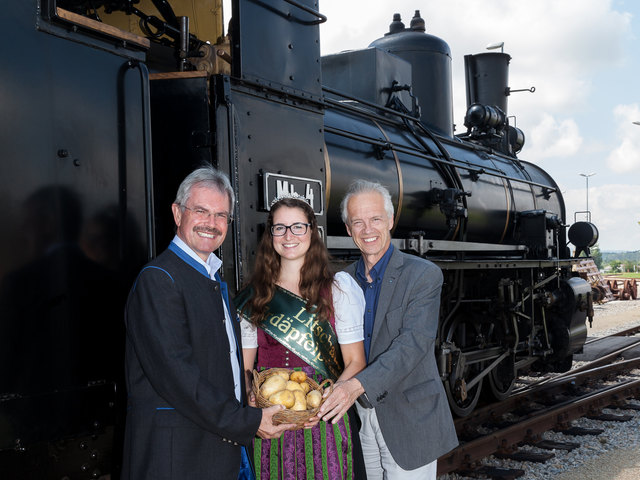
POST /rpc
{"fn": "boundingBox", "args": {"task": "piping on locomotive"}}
[1,0,599,476]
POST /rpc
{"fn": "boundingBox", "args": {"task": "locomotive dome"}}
[369,10,454,137]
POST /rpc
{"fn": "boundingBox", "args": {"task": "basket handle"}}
[320,378,334,394]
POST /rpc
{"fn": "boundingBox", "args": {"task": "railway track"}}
[437,325,640,479]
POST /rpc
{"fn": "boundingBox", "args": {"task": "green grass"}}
[604,272,640,279]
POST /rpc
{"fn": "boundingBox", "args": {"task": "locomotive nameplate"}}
[263,173,324,215]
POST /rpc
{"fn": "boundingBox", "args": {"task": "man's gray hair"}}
[174,165,235,215]
[340,179,394,224]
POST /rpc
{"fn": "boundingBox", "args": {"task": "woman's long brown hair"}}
[245,197,334,325]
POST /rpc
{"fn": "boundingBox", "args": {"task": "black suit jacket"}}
[121,247,262,479]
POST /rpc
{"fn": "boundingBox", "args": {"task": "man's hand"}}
[256,405,295,439]
[317,378,364,424]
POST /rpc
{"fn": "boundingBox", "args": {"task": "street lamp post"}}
[579,172,596,214]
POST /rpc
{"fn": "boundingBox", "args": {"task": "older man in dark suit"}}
[319,180,458,479]
[121,166,291,480]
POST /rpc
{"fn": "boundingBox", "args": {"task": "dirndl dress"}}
[253,328,354,480]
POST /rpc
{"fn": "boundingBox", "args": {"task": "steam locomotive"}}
[0,0,598,477]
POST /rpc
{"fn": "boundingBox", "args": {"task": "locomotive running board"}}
[327,235,527,253]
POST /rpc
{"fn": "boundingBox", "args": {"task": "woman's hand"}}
[303,414,321,429]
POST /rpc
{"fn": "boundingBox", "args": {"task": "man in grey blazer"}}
[318,180,458,479]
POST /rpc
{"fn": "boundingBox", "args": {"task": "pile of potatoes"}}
[259,370,323,411]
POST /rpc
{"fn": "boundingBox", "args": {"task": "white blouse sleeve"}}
[240,317,258,349]
[332,271,365,344]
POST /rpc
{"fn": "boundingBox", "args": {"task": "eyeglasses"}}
[270,223,311,236]
[182,205,233,224]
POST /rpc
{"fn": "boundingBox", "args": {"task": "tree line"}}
[590,246,640,273]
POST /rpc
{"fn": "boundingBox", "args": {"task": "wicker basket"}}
[252,368,333,430]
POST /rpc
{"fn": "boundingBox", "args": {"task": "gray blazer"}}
[347,248,458,470]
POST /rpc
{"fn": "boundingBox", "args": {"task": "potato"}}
[274,370,291,381]
[269,389,295,409]
[285,380,303,392]
[291,390,307,411]
[290,371,307,383]
[306,390,322,408]
[260,375,287,398]
[299,381,310,394]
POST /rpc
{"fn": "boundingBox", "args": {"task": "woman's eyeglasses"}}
[270,223,311,236]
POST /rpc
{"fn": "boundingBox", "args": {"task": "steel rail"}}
[438,378,640,475]
[513,338,640,394]
[585,323,640,345]
[457,357,640,435]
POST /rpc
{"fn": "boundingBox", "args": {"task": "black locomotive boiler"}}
[0,0,598,477]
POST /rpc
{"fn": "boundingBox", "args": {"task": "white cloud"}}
[319,0,633,131]
[222,0,640,251]
[565,184,640,251]
[606,103,640,173]
[316,0,638,250]
[525,113,583,160]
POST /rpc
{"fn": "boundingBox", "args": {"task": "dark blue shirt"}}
[355,244,394,362]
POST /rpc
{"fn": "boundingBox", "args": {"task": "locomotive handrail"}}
[323,86,421,123]
[323,94,558,191]
[323,125,559,192]
[249,0,326,25]
[220,76,244,291]
[324,87,531,168]
[126,60,156,260]
[281,0,327,24]
[402,117,468,241]
[372,119,404,233]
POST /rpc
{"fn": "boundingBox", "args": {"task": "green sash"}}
[235,286,344,380]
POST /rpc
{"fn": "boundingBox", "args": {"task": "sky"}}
[226,0,640,252]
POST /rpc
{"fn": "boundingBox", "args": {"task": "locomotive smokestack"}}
[464,52,511,115]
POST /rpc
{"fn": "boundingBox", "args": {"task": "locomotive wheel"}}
[443,316,485,416]
[487,352,515,401]
[486,320,516,401]
[445,366,483,417]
